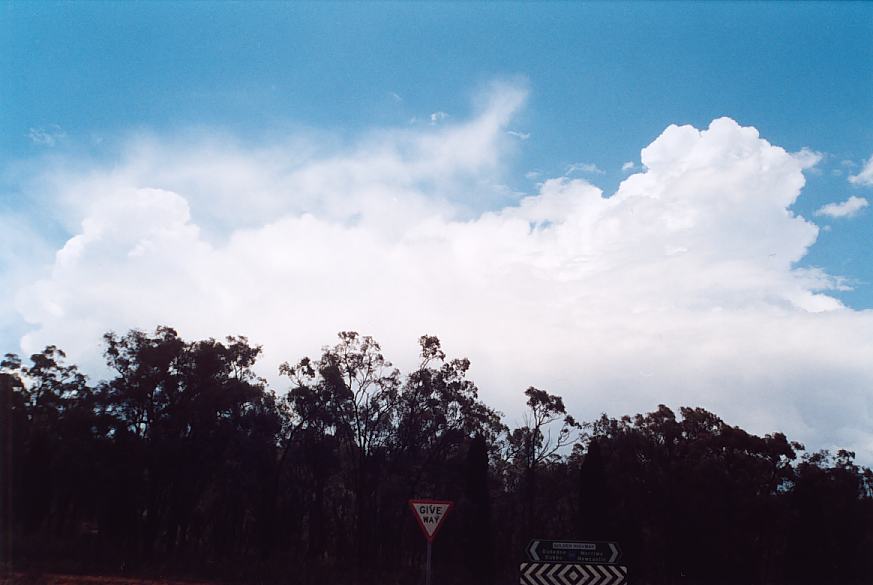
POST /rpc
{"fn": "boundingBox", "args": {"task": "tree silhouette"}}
[577,438,609,539]
[2,328,872,585]
[508,387,579,539]
[464,433,495,585]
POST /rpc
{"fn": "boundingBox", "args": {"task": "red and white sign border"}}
[408,498,454,543]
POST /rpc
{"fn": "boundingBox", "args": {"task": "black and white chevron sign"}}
[520,562,628,585]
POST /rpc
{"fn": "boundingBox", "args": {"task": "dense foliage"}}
[2,327,872,585]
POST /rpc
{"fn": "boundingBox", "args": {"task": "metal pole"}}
[425,540,432,585]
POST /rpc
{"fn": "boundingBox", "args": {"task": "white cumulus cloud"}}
[815,196,869,219]
[5,85,873,463]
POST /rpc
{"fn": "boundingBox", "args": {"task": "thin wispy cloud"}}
[849,155,873,186]
[815,196,869,218]
[430,111,449,125]
[791,147,823,170]
[565,162,604,175]
[27,124,66,147]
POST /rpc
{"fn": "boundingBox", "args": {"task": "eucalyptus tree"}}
[1,347,98,540]
[280,331,402,573]
[393,335,505,495]
[100,327,279,558]
[508,386,580,539]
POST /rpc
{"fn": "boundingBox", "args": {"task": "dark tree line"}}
[1,327,872,585]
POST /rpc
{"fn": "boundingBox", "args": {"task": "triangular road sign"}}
[409,499,453,542]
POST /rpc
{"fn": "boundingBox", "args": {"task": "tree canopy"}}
[2,327,871,584]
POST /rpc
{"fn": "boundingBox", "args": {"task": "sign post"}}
[426,536,432,585]
[409,499,453,585]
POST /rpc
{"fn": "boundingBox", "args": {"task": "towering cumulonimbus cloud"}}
[6,82,873,461]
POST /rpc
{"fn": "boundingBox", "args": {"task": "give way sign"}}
[409,499,453,542]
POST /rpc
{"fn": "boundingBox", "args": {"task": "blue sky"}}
[2,2,873,459]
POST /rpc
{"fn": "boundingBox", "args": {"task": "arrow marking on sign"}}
[589,565,602,585]
[525,540,622,565]
[608,543,618,564]
[520,563,627,585]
